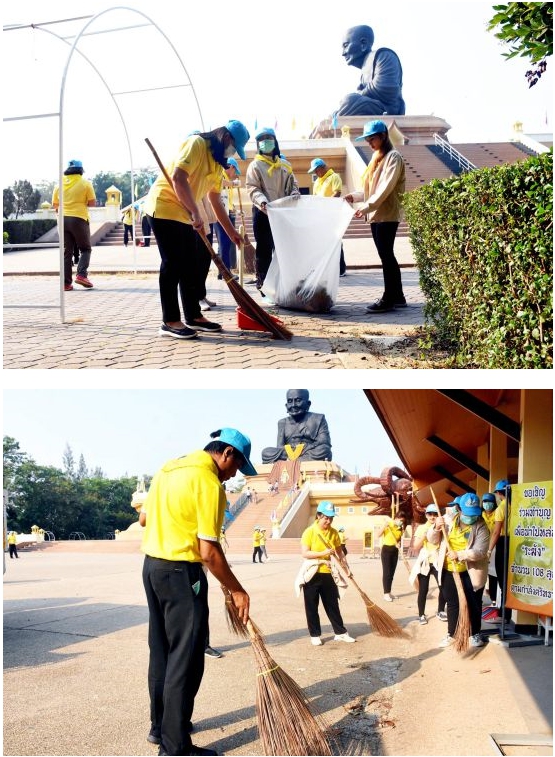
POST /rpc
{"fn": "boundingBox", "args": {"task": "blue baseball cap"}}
[425,504,439,514]
[255,127,276,140]
[225,120,250,161]
[459,493,482,517]
[212,428,257,476]
[308,158,326,173]
[494,479,510,492]
[482,493,496,504]
[355,119,388,141]
[226,157,241,175]
[316,501,336,517]
[446,495,462,507]
[67,159,83,169]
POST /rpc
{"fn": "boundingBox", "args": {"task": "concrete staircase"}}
[449,142,534,168]
[96,222,151,247]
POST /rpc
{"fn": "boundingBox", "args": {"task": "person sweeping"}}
[376,513,407,601]
[429,493,489,649]
[299,501,356,646]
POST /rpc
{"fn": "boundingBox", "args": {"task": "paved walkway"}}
[3,239,427,369]
[3,546,552,757]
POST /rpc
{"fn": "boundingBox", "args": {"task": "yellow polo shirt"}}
[144,135,224,223]
[382,519,403,547]
[482,510,497,534]
[414,523,439,563]
[494,498,507,536]
[52,175,96,221]
[141,450,226,562]
[301,522,340,573]
[446,521,472,572]
[313,168,342,197]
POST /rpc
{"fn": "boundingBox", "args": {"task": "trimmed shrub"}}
[404,152,553,368]
[3,219,57,248]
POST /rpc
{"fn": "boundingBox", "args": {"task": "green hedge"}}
[3,219,57,246]
[404,151,553,368]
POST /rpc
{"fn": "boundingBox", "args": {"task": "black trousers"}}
[370,221,404,303]
[142,556,208,756]
[417,565,445,616]
[441,568,482,637]
[495,535,512,622]
[142,215,152,246]
[9,544,18,558]
[253,546,263,562]
[148,217,206,324]
[62,216,92,285]
[303,572,346,637]
[381,544,399,593]
[252,207,274,287]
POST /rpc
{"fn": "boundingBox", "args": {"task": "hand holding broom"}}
[430,488,470,652]
[221,585,332,756]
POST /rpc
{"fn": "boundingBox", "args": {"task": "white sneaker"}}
[200,299,212,311]
[310,636,323,646]
[419,615,428,625]
[333,633,356,643]
[470,634,485,647]
[383,593,393,602]
[439,635,454,648]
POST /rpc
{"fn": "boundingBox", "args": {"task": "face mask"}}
[460,514,478,525]
[224,143,236,158]
[483,503,495,512]
[395,520,404,528]
[259,139,276,154]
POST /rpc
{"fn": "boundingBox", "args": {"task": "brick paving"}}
[3,239,426,369]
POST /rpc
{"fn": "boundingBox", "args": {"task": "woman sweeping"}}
[345,119,406,313]
[377,513,407,601]
[429,493,489,648]
[411,504,447,624]
[144,120,249,339]
[300,501,356,646]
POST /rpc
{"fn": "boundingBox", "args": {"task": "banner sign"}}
[506,481,553,617]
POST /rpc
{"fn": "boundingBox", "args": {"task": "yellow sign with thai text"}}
[506,481,553,617]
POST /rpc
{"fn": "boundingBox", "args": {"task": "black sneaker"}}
[185,319,223,333]
[159,324,198,339]
[204,646,223,658]
[148,728,161,745]
[365,298,395,313]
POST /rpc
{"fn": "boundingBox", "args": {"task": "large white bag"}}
[264,195,354,312]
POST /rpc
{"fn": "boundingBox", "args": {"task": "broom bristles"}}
[452,573,471,652]
[348,575,408,638]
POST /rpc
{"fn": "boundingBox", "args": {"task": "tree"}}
[62,443,75,479]
[76,453,89,481]
[11,180,41,218]
[488,3,553,86]
[3,187,16,219]
[91,168,157,208]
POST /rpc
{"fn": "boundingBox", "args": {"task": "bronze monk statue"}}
[335,25,405,117]
[262,389,332,463]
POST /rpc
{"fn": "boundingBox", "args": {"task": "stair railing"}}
[433,133,476,172]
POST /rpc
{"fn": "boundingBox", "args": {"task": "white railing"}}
[433,133,476,172]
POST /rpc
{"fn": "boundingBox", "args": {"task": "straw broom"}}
[235,184,257,276]
[430,489,470,652]
[389,495,412,576]
[316,532,407,638]
[221,586,332,756]
[145,138,292,340]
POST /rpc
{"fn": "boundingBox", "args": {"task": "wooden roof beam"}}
[436,390,521,442]
[426,434,489,480]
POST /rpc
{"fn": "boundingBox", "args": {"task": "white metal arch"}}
[3,7,204,322]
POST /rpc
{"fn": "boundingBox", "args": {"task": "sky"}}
[3,389,403,481]
[3,0,553,184]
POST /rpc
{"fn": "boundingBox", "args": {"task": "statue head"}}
[285,389,311,420]
[342,25,374,69]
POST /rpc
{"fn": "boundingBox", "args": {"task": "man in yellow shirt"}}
[52,159,96,291]
[308,158,347,276]
[488,479,512,623]
[8,531,18,559]
[142,427,256,756]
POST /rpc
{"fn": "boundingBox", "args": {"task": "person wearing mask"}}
[214,157,241,280]
[307,158,347,276]
[488,479,512,624]
[411,504,446,624]
[246,127,300,293]
[122,204,136,247]
[52,159,96,291]
[345,119,406,313]
[300,501,356,646]
[480,492,499,617]
[141,428,255,756]
[377,513,407,601]
[144,120,249,339]
[430,493,489,649]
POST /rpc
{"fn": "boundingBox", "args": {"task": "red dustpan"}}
[236,307,286,333]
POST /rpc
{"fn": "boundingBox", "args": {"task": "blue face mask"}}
[483,503,495,512]
[460,514,478,525]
